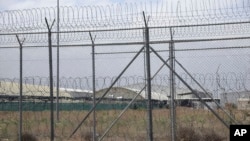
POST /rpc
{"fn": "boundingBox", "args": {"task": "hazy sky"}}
[0,0,249,91]
[0,0,244,11]
[0,0,144,11]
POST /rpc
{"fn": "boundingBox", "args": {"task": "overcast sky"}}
[0,0,101,10]
[0,0,145,11]
[1,0,244,11]
[0,0,249,92]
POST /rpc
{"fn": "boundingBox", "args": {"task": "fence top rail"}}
[1,20,250,36]
[0,36,250,48]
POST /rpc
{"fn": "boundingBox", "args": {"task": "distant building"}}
[95,84,219,108]
[0,81,220,109]
[0,81,92,101]
[238,98,250,110]
[220,91,250,107]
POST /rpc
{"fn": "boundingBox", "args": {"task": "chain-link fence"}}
[1,0,250,141]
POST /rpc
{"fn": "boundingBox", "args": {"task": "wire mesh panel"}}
[1,0,250,141]
[171,25,250,140]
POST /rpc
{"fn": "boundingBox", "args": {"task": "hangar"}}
[0,81,219,108]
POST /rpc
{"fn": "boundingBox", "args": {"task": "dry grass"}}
[177,126,226,141]
[0,107,248,141]
[17,133,38,141]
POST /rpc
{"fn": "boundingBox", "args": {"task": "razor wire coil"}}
[1,0,250,47]
[0,72,249,96]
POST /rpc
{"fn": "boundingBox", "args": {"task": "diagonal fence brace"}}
[69,46,145,138]
[99,58,169,141]
[175,59,239,124]
[150,46,230,129]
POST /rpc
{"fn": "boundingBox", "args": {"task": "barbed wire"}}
[1,0,250,31]
[1,23,250,48]
[1,0,250,47]
[1,1,249,140]
[0,72,249,97]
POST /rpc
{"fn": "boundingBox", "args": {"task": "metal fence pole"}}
[45,18,55,141]
[143,11,153,141]
[89,32,97,141]
[19,41,23,141]
[56,0,60,122]
[169,28,176,141]
[16,35,25,141]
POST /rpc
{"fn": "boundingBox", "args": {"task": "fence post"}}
[89,32,97,141]
[16,35,25,141]
[169,28,176,141]
[56,0,60,122]
[143,11,153,141]
[45,18,55,141]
